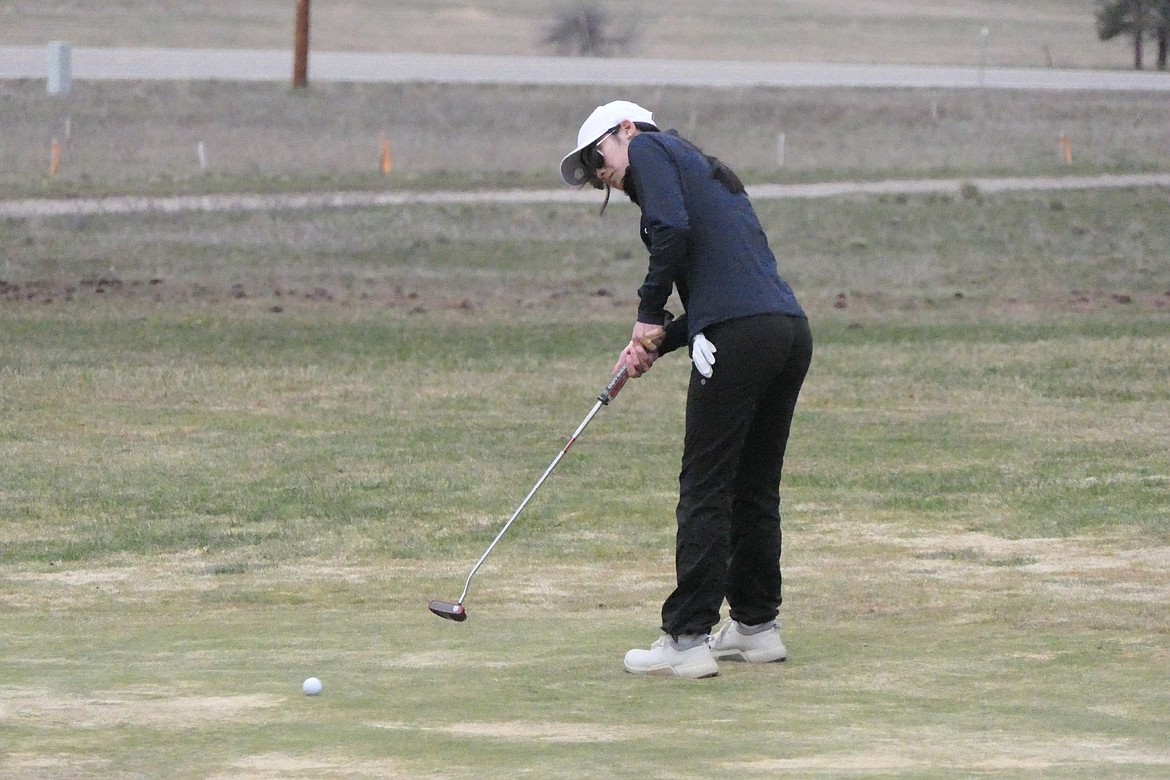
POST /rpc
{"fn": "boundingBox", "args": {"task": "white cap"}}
[559,100,656,186]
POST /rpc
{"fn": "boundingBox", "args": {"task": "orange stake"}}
[49,137,62,176]
[380,137,392,175]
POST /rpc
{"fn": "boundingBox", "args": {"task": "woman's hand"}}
[614,322,667,378]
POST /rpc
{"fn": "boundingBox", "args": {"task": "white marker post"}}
[978,28,990,88]
[47,41,72,95]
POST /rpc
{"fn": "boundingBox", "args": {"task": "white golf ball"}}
[302,677,322,696]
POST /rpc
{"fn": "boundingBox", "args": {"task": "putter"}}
[429,329,665,622]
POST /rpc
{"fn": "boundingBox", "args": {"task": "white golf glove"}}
[692,332,716,378]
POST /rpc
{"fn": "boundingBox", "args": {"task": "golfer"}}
[560,101,813,678]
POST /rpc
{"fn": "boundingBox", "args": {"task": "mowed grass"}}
[0,0,1140,68]
[4,4,1169,774]
[2,183,1169,776]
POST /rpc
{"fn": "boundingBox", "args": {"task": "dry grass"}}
[4,80,1168,199]
[0,0,1138,68]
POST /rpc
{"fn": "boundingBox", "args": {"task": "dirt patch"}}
[0,274,477,313]
[370,719,631,744]
[1,554,454,609]
[726,733,1170,773]
[0,273,634,318]
[0,687,282,730]
[888,530,1170,603]
[380,650,519,671]
[208,753,412,780]
[800,521,1170,612]
[3,753,111,776]
[5,272,1166,319]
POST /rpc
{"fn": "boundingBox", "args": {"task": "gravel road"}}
[5,46,1170,91]
[2,173,1167,219]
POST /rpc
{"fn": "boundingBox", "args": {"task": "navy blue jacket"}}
[626,132,804,354]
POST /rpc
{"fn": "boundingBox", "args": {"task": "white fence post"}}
[47,41,72,95]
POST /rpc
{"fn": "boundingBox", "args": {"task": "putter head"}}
[428,600,467,622]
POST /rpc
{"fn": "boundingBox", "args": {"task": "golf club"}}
[429,328,666,622]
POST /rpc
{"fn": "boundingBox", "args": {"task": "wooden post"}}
[293,0,310,88]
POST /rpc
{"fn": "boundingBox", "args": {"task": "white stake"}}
[978,27,990,88]
[197,141,208,171]
[47,41,72,95]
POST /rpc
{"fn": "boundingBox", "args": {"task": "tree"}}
[542,1,643,57]
[1155,0,1170,69]
[1095,0,1170,70]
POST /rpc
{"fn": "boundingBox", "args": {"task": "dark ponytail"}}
[605,123,745,215]
[650,126,746,195]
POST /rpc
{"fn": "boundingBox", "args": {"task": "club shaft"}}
[456,397,607,604]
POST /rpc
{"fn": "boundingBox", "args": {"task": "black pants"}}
[661,314,813,637]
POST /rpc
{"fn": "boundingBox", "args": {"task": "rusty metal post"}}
[293,0,310,88]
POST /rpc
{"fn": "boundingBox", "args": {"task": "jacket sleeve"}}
[658,313,689,356]
[630,137,690,326]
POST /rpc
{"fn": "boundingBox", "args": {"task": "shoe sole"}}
[624,662,719,679]
[710,649,787,664]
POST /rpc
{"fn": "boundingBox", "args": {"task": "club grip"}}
[599,364,630,405]
[598,327,667,405]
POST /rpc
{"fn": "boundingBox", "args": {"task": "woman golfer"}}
[560,101,813,678]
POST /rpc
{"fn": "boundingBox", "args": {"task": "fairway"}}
[3,185,1169,776]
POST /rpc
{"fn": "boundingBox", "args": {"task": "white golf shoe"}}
[623,635,719,679]
[708,620,788,663]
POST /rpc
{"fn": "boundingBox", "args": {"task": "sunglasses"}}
[580,126,620,173]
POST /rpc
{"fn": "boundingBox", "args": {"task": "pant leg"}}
[660,314,811,637]
[726,315,813,626]
[659,349,750,637]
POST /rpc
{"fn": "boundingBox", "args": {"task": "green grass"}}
[3,183,1170,775]
[2,308,1168,777]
